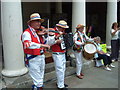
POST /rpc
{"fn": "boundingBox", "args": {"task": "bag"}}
[99,44,107,53]
[95,59,104,67]
[73,44,82,52]
[64,32,74,49]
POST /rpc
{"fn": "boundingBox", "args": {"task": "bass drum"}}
[83,42,97,60]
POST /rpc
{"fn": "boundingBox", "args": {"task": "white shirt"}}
[111,29,120,40]
[94,43,102,58]
[73,31,92,46]
[22,31,55,49]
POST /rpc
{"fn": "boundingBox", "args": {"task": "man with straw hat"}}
[21,13,51,90]
[50,20,69,90]
[73,24,94,79]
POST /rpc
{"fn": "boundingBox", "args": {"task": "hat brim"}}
[27,19,44,24]
[56,24,69,29]
[76,26,85,29]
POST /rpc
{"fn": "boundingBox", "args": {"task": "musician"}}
[21,13,54,90]
[111,22,120,62]
[73,24,93,79]
[51,20,69,90]
[94,36,115,71]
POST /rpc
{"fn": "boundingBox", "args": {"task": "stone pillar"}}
[1,0,28,77]
[56,1,62,13]
[106,0,117,48]
[46,2,51,14]
[72,0,86,33]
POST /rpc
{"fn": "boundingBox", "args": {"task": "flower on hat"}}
[76,24,85,29]
[27,13,44,24]
[56,20,69,28]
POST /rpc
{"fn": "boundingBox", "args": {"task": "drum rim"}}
[84,43,97,54]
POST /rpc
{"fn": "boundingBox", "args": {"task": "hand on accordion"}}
[55,39,62,44]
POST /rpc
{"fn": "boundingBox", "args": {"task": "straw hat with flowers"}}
[56,20,69,28]
[27,13,44,24]
[76,24,85,29]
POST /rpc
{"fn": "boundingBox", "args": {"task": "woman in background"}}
[94,36,115,71]
[111,22,120,62]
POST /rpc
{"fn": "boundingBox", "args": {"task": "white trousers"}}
[52,53,66,88]
[74,52,83,76]
[28,54,45,87]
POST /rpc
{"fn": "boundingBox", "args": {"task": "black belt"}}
[52,52,65,55]
[25,55,38,67]
[26,55,38,60]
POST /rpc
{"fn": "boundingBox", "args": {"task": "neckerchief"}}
[78,31,86,43]
[28,25,40,43]
[28,25,37,38]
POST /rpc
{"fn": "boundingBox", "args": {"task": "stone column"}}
[46,2,51,14]
[1,0,28,77]
[56,2,62,13]
[72,0,86,33]
[106,0,117,48]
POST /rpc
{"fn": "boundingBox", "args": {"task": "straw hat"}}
[27,13,44,24]
[76,24,85,29]
[56,20,69,28]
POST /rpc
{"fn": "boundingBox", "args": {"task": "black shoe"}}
[58,87,68,90]
[64,84,68,88]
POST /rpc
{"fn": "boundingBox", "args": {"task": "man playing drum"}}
[73,24,94,79]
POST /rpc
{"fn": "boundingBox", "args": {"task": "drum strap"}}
[76,32,86,43]
[73,32,83,52]
[77,32,82,42]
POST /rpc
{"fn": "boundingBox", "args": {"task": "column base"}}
[2,67,28,77]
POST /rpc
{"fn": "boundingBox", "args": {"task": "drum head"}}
[84,44,96,54]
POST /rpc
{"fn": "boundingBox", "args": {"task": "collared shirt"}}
[51,27,66,53]
[22,28,55,49]
[94,43,102,58]
[73,31,89,46]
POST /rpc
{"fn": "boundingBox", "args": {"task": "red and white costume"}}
[21,26,55,87]
[51,27,66,88]
[73,31,89,76]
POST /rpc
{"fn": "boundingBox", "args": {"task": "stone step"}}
[2,59,95,88]
[44,66,76,84]
[45,60,70,73]
[3,66,76,88]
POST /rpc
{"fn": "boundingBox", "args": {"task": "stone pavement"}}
[44,61,119,89]
[1,48,120,90]
[1,61,119,89]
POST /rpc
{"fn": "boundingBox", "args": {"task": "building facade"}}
[0,0,118,77]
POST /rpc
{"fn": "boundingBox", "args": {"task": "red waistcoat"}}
[22,28,43,55]
[51,28,66,53]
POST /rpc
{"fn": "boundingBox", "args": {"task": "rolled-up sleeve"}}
[45,35,56,46]
[22,31,41,49]
[73,33,83,46]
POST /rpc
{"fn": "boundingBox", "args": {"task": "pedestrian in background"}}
[94,36,115,71]
[111,22,120,62]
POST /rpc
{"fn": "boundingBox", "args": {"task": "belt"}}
[52,52,65,55]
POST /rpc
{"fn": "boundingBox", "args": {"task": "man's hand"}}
[41,44,50,50]
[82,42,85,45]
[55,40,62,44]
